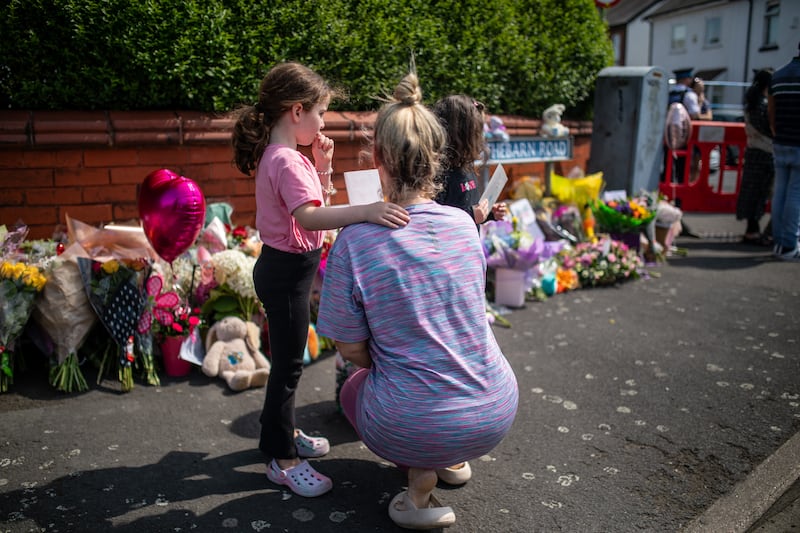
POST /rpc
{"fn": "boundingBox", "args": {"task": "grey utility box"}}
[587,66,669,195]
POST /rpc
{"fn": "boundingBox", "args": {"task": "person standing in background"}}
[691,77,713,120]
[432,95,507,227]
[737,69,774,246]
[768,42,800,261]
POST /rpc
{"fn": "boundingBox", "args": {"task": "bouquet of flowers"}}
[33,248,97,393]
[591,196,656,235]
[0,260,47,392]
[199,249,261,323]
[558,237,643,288]
[482,218,563,271]
[151,299,202,339]
[78,257,146,391]
[197,216,262,258]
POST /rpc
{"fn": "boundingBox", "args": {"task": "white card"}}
[508,198,545,241]
[179,328,205,366]
[603,189,627,201]
[343,169,384,205]
[480,164,508,207]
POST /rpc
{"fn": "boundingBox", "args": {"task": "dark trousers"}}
[253,244,321,460]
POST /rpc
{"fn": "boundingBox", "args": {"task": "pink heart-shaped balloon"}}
[138,169,206,263]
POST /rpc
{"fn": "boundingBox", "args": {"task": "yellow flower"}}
[0,261,11,278]
[20,266,46,291]
[32,273,47,291]
[102,259,120,274]
[11,262,25,281]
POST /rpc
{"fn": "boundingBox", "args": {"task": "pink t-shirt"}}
[255,144,324,252]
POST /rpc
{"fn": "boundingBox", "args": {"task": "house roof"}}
[646,0,733,19]
[605,0,663,26]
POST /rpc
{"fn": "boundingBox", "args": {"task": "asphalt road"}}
[1,214,798,533]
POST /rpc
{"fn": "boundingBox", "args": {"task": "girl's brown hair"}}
[432,94,488,172]
[231,62,341,175]
[372,72,446,203]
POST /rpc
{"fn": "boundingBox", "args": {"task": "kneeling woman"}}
[316,69,519,530]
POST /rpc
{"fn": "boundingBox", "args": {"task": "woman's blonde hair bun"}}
[392,72,423,106]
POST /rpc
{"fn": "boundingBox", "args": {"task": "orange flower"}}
[556,267,579,293]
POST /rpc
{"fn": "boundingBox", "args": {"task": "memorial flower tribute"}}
[591,196,656,235]
[558,238,643,288]
[0,260,47,392]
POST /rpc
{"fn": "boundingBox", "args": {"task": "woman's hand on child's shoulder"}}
[365,202,410,229]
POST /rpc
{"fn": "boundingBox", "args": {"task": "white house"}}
[649,0,799,108]
[605,0,799,115]
[605,1,664,66]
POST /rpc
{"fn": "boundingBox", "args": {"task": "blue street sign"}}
[486,136,573,164]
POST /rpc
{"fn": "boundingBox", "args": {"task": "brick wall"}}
[0,110,592,240]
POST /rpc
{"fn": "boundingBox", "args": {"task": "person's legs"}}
[771,145,789,253]
[779,145,800,254]
[407,468,438,509]
[254,246,321,464]
[339,367,369,435]
[745,218,761,236]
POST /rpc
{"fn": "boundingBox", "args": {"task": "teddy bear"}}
[484,115,510,142]
[540,104,570,137]
[201,316,270,391]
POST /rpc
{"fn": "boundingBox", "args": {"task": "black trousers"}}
[253,244,321,460]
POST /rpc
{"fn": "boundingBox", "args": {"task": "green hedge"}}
[0,0,612,117]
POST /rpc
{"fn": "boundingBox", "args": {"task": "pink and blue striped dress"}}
[317,202,518,468]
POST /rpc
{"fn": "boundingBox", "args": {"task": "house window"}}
[763,2,779,47]
[611,32,622,65]
[671,23,687,52]
[705,17,721,46]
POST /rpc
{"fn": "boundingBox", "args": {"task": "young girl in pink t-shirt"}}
[230,61,409,498]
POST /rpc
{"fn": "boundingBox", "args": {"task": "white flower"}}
[211,249,257,301]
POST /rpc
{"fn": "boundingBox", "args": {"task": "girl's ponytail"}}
[231,104,269,175]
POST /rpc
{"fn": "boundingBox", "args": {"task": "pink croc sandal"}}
[266,459,332,497]
[294,429,330,458]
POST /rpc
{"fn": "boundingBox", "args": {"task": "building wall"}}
[747,0,800,74]
[0,111,592,240]
[650,2,749,83]
[625,16,655,66]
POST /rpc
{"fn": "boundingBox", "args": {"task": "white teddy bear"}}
[540,104,570,137]
[202,316,270,392]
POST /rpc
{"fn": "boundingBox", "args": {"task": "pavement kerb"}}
[682,430,800,533]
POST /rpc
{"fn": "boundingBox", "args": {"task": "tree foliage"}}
[0,0,612,118]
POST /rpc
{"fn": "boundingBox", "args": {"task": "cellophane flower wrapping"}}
[0,260,47,392]
[31,244,97,393]
[77,256,146,392]
[481,219,564,271]
[591,195,656,235]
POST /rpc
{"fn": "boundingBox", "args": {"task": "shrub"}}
[0,0,612,118]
